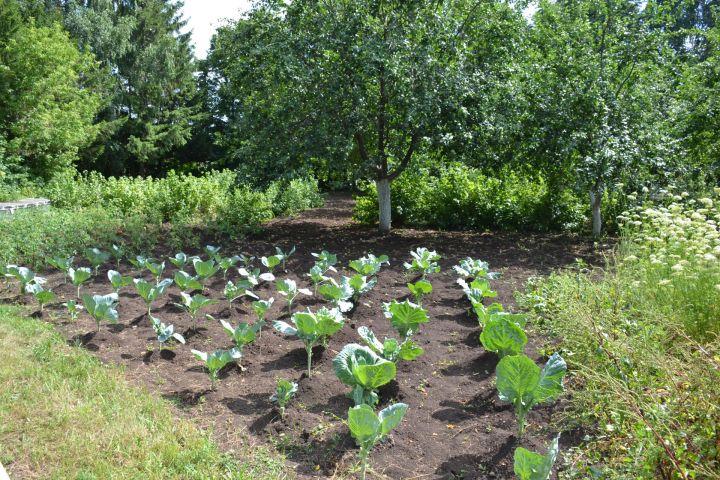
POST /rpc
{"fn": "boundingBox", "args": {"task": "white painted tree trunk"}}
[377,178,391,234]
[590,189,602,237]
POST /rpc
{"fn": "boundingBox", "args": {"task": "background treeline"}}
[1,0,719,234]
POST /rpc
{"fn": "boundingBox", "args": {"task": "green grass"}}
[0,305,291,479]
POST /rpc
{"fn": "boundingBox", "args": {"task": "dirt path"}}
[32,194,600,479]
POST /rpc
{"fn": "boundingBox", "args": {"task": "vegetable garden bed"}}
[1,194,601,479]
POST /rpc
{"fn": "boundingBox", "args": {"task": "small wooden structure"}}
[0,198,51,215]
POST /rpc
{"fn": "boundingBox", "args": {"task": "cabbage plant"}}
[307,265,331,294]
[129,255,151,271]
[69,267,92,298]
[318,278,354,312]
[251,297,274,337]
[27,284,56,313]
[47,255,73,283]
[270,379,298,418]
[134,278,173,316]
[176,292,217,330]
[333,343,396,406]
[85,247,110,275]
[108,270,133,293]
[64,299,83,321]
[357,326,424,364]
[238,267,275,286]
[192,258,220,287]
[348,403,408,480]
[81,293,119,331]
[218,318,263,369]
[191,348,240,389]
[382,300,429,340]
[169,252,197,269]
[474,302,505,327]
[496,353,567,437]
[150,315,185,347]
[349,254,389,276]
[224,280,258,305]
[453,257,499,280]
[514,435,560,480]
[479,314,528,358]
[145,261,166,283]
[347,274,377,300]
[403,248,441,278]
[458,278,497,305]
[273,307,345,377]
[7,265,44,294]
[260,254,282,272]
[218,255,242,279]
[311,250,338,272]
[407,279,432,305]
[174,271,203,292]
[276,278,312,316]
[274,246,295,271]
[110,244,124,268]
[204,244,222,260]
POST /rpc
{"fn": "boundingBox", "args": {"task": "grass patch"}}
[0,305,291,479]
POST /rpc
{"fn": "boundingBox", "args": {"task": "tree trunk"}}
[590,189,602,237]
[377,177,391,234]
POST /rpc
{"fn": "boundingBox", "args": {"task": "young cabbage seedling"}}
[273,307,345,377]
[145,260,166,283]
[47,255,74,283]
[357,326,424,364]
[270,379,298,418]
[169,252,197,269]
[318,278,354,312]
[218,318,263,369]
[349,254,389,276]
[150,315,185,348]
[238,267,275,286]
[204,244,222,260]
[191,348,239,389]
[274,246,295,272]
[348,403,408,480]
[176,292,218,330]
[85,247,110,275]
[224,280,258,305]
[237,254,255,267]
[27,284,57,313]
[311,250,338,272]
[479,314,528,358]
[6,265,44,294]
[403,247,441,279]
[307,265,331,295]
[261,254,282,273]
[382,299,429,340]
[276,278,312,316]
[68,267,92,298]
[407,279,432,305]
[333,343,397,406]
[81,293,119,331]
[174,271,203,293]
[453,257,499,280]
[218,256,242,279]
[64,299,83,321]
[514,435,560,480]
[108,270,133,293]
[128,255,151,271]
[192,258,220,288]
[134,278,173,316]
[496,353,567,437]
[347,274,377,300]
[458,278,497,305]
[110,244,124,268]
[474,302,505,327]
[251,297,274,338]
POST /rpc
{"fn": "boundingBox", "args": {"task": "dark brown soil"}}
[6,194,603,479]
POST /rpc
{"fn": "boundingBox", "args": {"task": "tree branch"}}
[387,131,420,181]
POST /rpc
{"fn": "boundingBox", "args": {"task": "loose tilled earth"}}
[5,194,603,479]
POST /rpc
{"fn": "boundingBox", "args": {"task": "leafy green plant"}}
[496,353,567,437]
[357,326,424,364]
[174,270,203,292]
[191,349,240,389]
[333,343,397,406]
[479,314,528,358]
[134,278,173,316]
[273,307,345,377]
[218,318,263,369]
[192,258,220,287]
[128,255,151,271]
[276,278,312,316]
[85,247,110,275]
[274,246,295,272]
[458,278,497,306]
[348,274,377,300]
[218,255,242,279]
[383,300,429,340]
[47,255,73,283]
[224,280,258,305]
[318,278,354,312]
[150,315,185,347]
[237,254,255,267]
[474,302,506,327]
[176,292,218,330]
[64,299,83,321]
[270,379,298,417]
[145,261,166,283]
[453,257,499,280]
[238,267,275,286]
[514,435,560,480]
[169,252,197,269]
[349,254,389,276]
[260,254,282,273]
[27,284,57,313]
[403,248,441,278]
[251,297,274,337]
[311,250,338,272]
[68,267,92,298]
[110,243,124,268]
[6,265,44,294]
[204,244,222,260]
[81,293,119,331]
[108,270,133,293]
[307,265,331,294]
[407,279,432,305]
[348,403,408,480]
